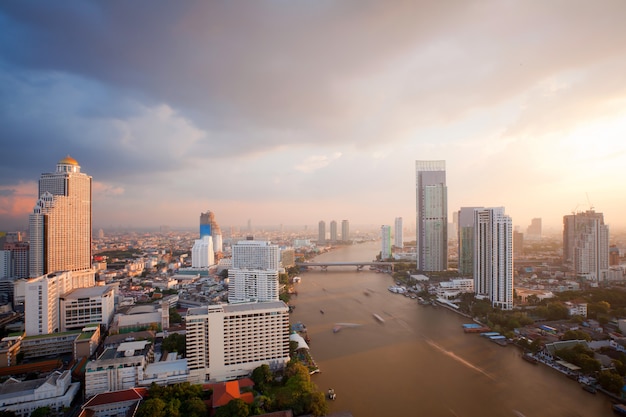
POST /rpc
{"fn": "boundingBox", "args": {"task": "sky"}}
[1,1,626,233]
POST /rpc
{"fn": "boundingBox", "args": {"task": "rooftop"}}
[62,285,113,299]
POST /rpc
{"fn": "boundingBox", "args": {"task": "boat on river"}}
[373,313,385,323]
[521,353,538,364]
[328,388,336,400]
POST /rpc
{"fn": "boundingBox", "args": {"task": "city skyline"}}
[2,3,626,231]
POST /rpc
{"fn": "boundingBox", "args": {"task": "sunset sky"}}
[1,1,626,233]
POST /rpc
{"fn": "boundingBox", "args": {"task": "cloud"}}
[294,152,342,173]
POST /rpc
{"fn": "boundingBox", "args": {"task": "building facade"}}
[457,207,482,277]
[59,286,115,331]
[318,221,326,245]
[415,160,448,271]
[228,240,280,304]
[192,236,215,268]
[186,302,290,383]
[474,207,513,310]
[341,220,349,243]
[381,225,392,260]
[394,217,403,249]
[29,156,93,278]
[563,210,609,283]
[330,220,338,242]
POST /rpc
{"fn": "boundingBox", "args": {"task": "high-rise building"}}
[526,218,542,240]
[415,160,448,271]
[474,207,513,310]
[513,231,524,258]
[330,221,338,242]
[318,221,326,245]
[29,156,93,278]
[200,211,223,253]
[563,210,609,282]
[186,302,290,383]
[381,225,392,260]
[191,236,215,268]
[458,207,482,277]
[341,220,350,243]
[228,240,280,303]
[394,217,403,249]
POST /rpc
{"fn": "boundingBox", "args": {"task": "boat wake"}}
[424,337,495,381]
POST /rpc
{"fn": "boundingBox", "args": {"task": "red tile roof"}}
[83,387,148,408]
[206,379,255,408]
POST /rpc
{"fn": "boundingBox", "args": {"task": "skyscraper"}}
[563,210,609,282]
[228,240,280,303]
[330,220,338,242]
[394,217,403,249]
[415,160,447,271]
[29,156,93,284]
[381,225,392,260]
[474,207,513,310]
[200,211,223,253]
[318,221,326,245]
[341,220,350,243]
[458,207,482,276]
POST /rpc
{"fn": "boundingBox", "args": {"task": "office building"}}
[330,220,338,242]
[415,160,448,271]
[318,221,326,245]
[458,207,482,276]
[563,210,609,282]
[474,207,513,310]
[228,240,279,304]
[2,242,29,279]
[59,286,115,331]
[381,225,392,260]
[29,156,93,279]
[341,220,350,242]
[186,301,290,383]
[394,217,403,249]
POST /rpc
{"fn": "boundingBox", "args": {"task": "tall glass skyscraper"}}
[415,160,447,271]
[563,210,609,282]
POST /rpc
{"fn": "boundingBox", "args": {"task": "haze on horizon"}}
[1,2,626,233]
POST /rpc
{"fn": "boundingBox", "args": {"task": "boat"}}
[521,353,538,364]
[320,309,324,314]
[327,388,336,400]
[613,404,626,415]
[333,325,341,333]
[373,313,385,323]
[581,384,597,394]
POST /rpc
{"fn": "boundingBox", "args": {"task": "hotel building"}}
[186,301,290,383]
[563,210,609,283]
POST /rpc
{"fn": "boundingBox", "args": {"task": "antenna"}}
[586,193,594,211]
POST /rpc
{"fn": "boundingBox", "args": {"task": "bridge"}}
[295,261,394,272]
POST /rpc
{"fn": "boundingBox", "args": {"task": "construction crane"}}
[586,192,594,211]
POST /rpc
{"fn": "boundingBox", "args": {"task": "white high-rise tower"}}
[228,240,280,303]
[474,207,513,310]
[415,160,447,271]
[394,217,403,249]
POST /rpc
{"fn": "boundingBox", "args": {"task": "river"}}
[289,241,613,417]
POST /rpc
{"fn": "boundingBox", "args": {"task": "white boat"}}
[373,313,385,323]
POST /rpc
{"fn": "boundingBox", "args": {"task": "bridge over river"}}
[295,261,394,271]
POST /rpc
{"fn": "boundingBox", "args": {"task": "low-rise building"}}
[0,370,80,417]
[80,387,148,417]
[60,285,115,331]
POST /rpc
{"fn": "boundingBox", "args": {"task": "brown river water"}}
[289,241,613,417]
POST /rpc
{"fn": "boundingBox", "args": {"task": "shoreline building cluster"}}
[318,219,350,245]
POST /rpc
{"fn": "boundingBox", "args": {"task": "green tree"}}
[0,411,17,417]
[215,398,249,417]
[30,407,51,417]
[136,398,167,417]
[546,302,569,320]
[304,390,329,416]
[562,330,591,342]
[182,397,208,417]
[251,364,273,392]
[598,370,625,394]
[169,307,182,324]
[162,333,186,357]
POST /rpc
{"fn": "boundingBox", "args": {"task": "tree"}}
[215,398,249,417]
[169,307,182,324]
[598,370,625,394]
[182,397,208,417]
[0,411,17,417]
[546,302,569,320]
[251,364,273,392]
[30,407,51,417]
[562,330,591,342]
[162,333,186,357]
[136,398,167,417]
